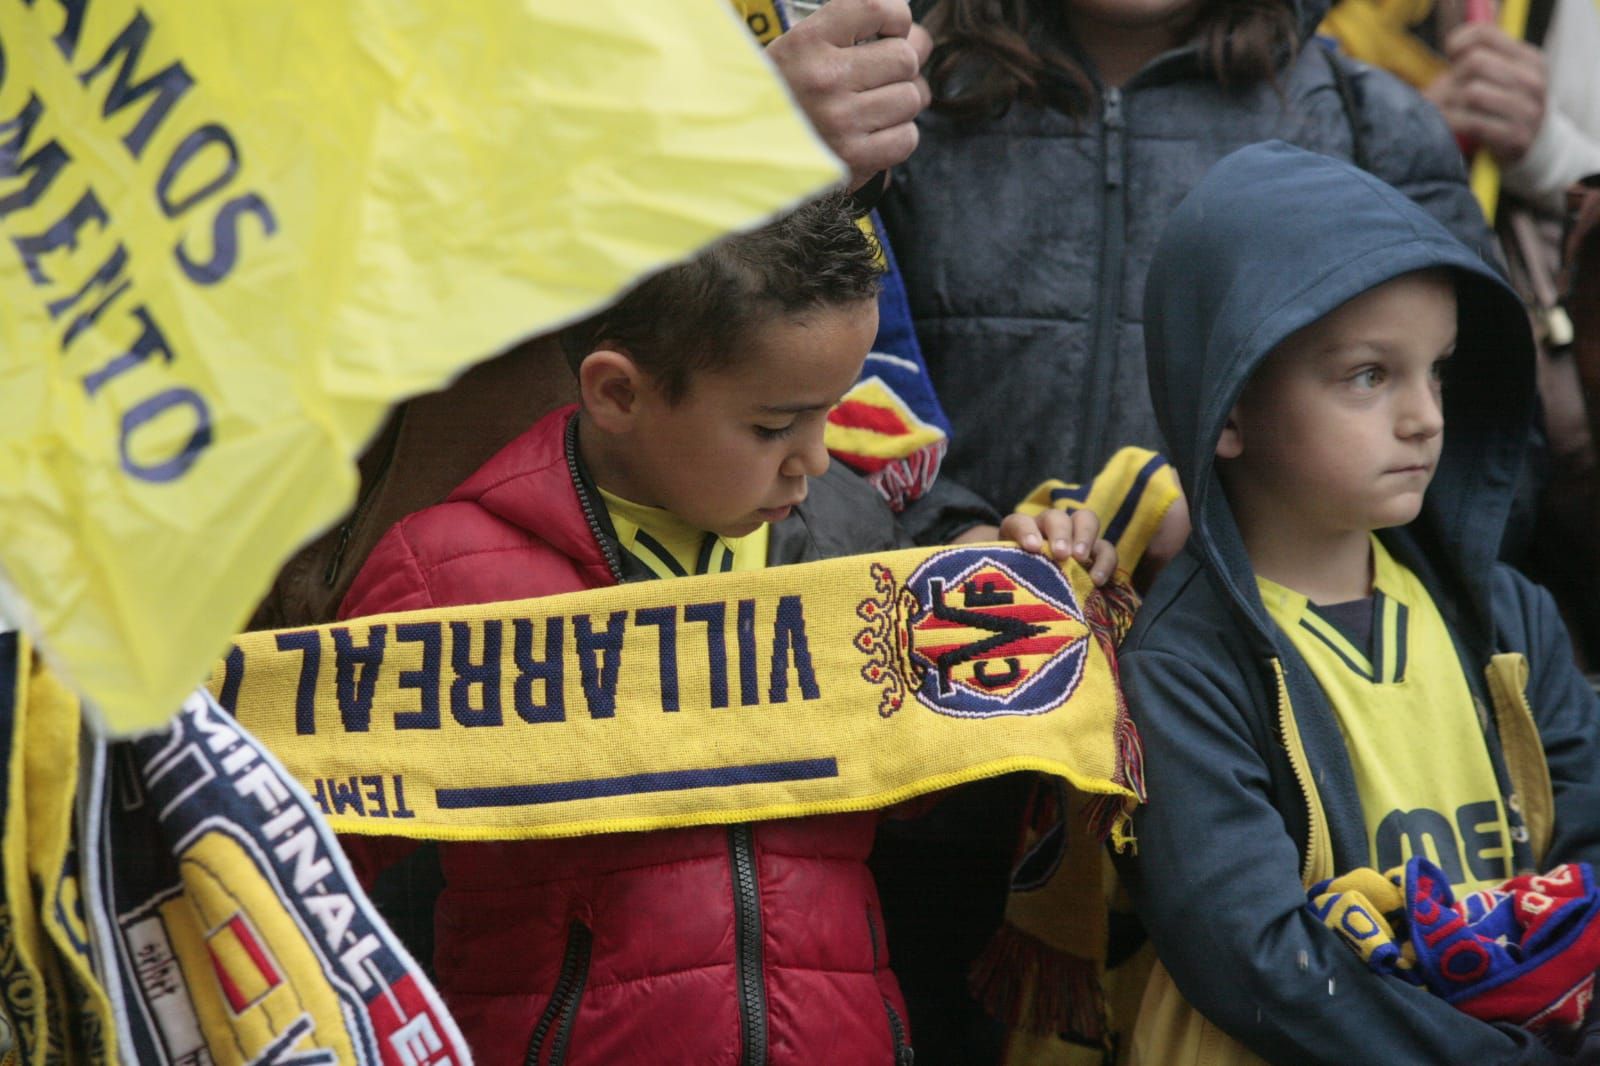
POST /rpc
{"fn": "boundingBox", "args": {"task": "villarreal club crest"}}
[902,548,1090,718]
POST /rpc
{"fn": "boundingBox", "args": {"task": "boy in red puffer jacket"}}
[339,193,1112,1066]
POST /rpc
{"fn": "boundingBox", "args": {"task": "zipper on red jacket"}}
[525,919,593,1066]
[729,824,769,1065]
[569,410,770,1060]
[324,406,406,587]
[866,905,915,1065]
[565,414,627,583]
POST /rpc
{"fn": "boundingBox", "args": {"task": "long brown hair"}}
[924,0,1299,120]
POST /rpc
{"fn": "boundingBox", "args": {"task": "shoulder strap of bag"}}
[1321,43,1374,175]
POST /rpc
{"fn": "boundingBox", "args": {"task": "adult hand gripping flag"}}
[0,0,842,734]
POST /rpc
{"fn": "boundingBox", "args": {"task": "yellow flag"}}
[0,1,842,733]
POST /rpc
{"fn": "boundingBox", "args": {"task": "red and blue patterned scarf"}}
[1310,857,1600,1044]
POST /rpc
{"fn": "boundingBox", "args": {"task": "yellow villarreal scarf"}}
[972,447,1179,1056]
[209,544,1144,844]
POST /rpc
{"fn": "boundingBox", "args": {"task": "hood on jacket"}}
[1143,141,1533,655]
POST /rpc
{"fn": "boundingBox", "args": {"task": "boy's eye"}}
[1351,366,1384,388]
[754,422,797,441]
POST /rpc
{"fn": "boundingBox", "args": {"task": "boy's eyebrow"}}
[1317,339,1413,361]
[1319,339,1390,357]
[757,400,834,414]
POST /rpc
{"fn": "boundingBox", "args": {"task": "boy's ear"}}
[578,349,646,433]
[1215,406,1245,460]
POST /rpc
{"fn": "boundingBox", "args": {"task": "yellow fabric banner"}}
[0,0,841,734]
[208,545,1143,843]
[0,633,98,1066]
[1319,0,1448,92]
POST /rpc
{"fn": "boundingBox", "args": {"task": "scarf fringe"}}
[1082,581,1147,849]
[969,924,1107,1043]
[1084,711,1144,849]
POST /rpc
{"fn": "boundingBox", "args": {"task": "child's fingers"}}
[1089,538,1118,586]
[999,511,1108,569]
[1033,509,1079,561]
[997,512,1046,553]
[1067,508,1102,563]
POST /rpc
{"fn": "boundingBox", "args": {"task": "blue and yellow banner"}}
[0,632,472,1065]
[0,0,842,734]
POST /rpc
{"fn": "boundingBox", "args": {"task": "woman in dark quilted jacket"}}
[884,0,1494,541]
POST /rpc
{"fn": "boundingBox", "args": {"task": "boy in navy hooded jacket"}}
[1118,141,1600,1064]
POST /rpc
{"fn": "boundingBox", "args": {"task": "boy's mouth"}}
[757,493,806,523]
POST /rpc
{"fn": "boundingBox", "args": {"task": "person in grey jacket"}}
[880,0,1496,536]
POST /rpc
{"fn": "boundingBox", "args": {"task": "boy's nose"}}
[1398,381,1444,439]
[783,430,831,479]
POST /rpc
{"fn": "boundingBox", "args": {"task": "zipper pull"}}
[1102,87,1125,189]
[323,521,354,586]
[1102,86,1124,129]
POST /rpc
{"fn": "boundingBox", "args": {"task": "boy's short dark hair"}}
[560,191,882,402]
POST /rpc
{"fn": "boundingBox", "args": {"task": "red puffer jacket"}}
[339,406,914,1066]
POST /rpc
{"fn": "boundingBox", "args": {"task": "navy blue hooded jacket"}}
[1118,142,1600,1064]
